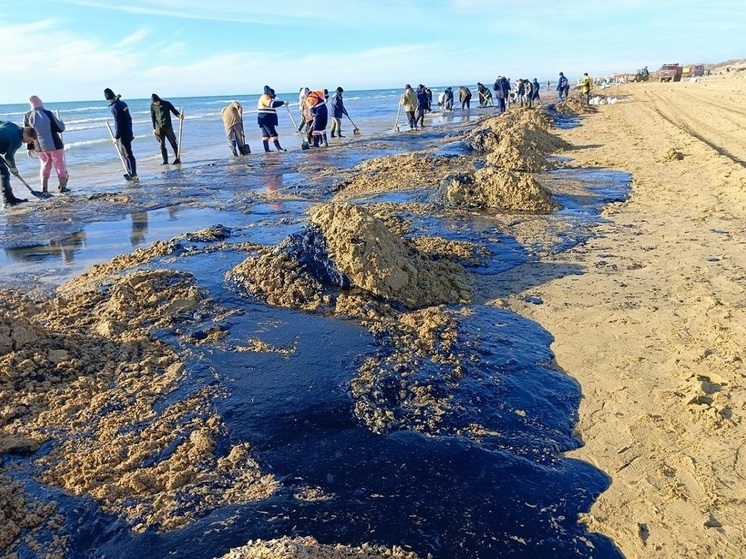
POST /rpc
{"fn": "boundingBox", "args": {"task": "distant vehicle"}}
[633,66,650,82]
[659,63,682,82]
[691,64,706,77]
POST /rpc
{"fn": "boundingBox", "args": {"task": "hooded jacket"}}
[416,87,429,111]
[150,94,181,132]
[108,96,133,140]
[23,96,65,152]
[221,101,243,130]
[330,91,346,118]
[257,86,285,126]
[400,87,417,111]
[0,121,25,167]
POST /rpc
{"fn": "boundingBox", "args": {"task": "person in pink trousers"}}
[23,95,69,193]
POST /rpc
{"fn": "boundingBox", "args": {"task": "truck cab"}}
[659,63,683,82]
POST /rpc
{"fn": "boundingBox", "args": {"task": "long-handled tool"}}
[177,108,184,163]
[345,113,361,135]
[0,154,47,199]
[394,101,402,133]
[285,105,310,150]
[56,109,71,192]
[239,127,251,155]
[105,121,137,181]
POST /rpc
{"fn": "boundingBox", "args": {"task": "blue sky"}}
[1,0,743,103]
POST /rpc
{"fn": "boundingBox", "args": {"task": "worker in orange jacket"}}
[306,89,329,147]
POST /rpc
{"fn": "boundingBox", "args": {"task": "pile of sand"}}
[218,535,422,559]
[230,241,331,312]
[230,204,471,311]
[310,204,470,308]
[553,93,596,115]
[437,167,558,213]
[447,109,569,210]
[332,152,475,201]
[0,267,278,544]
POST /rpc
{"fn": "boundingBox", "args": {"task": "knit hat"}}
[405,84,411,89]
[104,88,116,101]
[29,95,43,109]
[336,87,343,93]
[151,93,162,103]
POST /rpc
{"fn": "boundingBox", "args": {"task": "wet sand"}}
[2,72,745,558]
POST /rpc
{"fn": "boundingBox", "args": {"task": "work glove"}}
[9,167,19,176]
[27,149,35,158]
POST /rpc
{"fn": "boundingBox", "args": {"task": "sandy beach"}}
[2,70,746,558]
[486,75,746,557]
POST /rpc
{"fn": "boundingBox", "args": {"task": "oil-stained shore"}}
[0,95,629,559]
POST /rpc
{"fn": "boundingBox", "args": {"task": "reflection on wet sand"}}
[130,211,149,248]
[3,230,86,265]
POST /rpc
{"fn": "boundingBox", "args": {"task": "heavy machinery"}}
[659,63,682,82]
[634,66,650,82]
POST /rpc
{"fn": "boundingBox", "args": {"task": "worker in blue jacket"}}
[330,87,348,138]
[104,88,137,181]
[0,121,37,207]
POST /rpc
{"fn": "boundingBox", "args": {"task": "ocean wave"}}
[65,137,112,150]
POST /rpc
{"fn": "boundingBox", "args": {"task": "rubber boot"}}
[323,133,329,148]
[263,140,270,153]
[161,145,169,165]
[313,136,319,148]
[58,175,70,193]
[2,183,26,207]
[42,177,49,193]
[273,140,286,152]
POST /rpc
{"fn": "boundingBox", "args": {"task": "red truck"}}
[659,63,683,82]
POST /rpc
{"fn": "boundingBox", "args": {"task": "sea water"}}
[0,88,489,190]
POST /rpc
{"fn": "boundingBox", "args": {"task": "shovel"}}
[0,154,48,199]
[105,121,135,180]
[57,109,71,188]
[345,113,361,135]
[394,102,401,133]
[285,105,310,150]
[176,108,184,163]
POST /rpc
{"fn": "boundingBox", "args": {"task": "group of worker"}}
[221,86,350,156]
[2,74,593,208]
[0,93,71,208]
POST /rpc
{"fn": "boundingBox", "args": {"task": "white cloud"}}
[50,0,423,28]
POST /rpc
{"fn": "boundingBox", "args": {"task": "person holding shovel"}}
[104,88,137,182]
[221,101,248,156]
[23,95,69,193]
[330,87,348,138]
[400,84,417,130]
[257,86,287,152]
[0,121,37,207]
[150,93,182,165]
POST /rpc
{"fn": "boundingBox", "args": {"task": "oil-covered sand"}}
[1,95,630,559]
